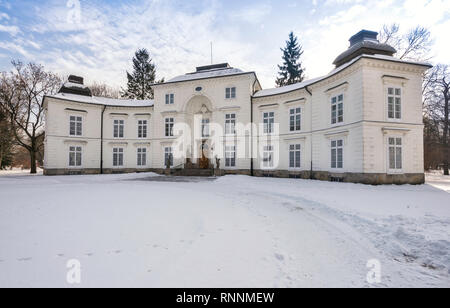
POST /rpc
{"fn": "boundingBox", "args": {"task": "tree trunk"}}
[30,150,37,174]
[444,89,449,176]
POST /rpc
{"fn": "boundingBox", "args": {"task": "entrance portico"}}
[184,95,214,169]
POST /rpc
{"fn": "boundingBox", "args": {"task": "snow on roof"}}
[46,93,154,107]
[253,54,432,98]
[165,67,251,84]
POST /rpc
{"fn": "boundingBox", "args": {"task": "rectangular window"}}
[225,145,236,167]
[225,87,236,99]
[290,108,301,131]
[138,120,147,138]
[331,140,344,169]
[289,144,301,169]
[69,116,82,136]
[165,147,173,167]
[263,112,275,134]
[113,148,124,167]
[331,95,344,124]
[69,146,82,167]
[263,145,274,168]
[201,119,210,137]
[165,118,174,137]
[388,88,401,119]
[388,137,402,170]
[225,114,236,135]
[137,148,147,166]
[165,93,174,105]
[113,119,124,138]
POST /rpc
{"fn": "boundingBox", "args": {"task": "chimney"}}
[68,75,84,85]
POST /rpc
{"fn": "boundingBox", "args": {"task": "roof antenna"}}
[210,42,213,65]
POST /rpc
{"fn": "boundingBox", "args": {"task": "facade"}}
[43,30,431,184]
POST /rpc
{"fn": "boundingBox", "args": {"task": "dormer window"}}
[165,93,174,105]
[225,87,236,99]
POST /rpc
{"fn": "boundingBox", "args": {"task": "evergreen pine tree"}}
[122,49,162,100]
[276,32,305,87]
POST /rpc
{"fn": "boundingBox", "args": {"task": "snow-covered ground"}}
[0,172,449,288]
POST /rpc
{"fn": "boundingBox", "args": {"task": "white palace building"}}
[43,30,432,184]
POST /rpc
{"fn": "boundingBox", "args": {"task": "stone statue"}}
[215,156,220,169]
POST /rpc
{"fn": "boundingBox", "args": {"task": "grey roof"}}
[253,54,431,98]
[46,93,154,107]
[333,40,397,67]
[162,67,252,84]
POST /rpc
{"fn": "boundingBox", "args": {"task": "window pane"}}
[76,152,81,166]
[388,88,394,95]
[389,147,396,169]
[395,88,401,96]
[69,152,75,166]
[396,148,402,169]
[331,149,336,168]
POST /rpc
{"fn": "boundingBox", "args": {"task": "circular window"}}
[195,87,202,92]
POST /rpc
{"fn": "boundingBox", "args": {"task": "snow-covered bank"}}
[0,173,449,287]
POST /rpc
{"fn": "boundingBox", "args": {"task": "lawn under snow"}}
[0,172,449,288]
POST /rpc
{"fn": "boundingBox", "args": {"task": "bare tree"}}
[424,65,450,175]
[89,82,120,99]
[0,61,61,174]
[379,24,432,61]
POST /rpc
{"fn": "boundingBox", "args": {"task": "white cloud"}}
[0,24,20,36]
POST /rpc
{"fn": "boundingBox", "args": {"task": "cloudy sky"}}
[0,0,449,89]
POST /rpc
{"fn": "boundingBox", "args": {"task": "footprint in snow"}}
[114,250,122,254]
[85,253,94,257]
[57,254,65,258]
[17,257,32,262]
[274,253,285,262]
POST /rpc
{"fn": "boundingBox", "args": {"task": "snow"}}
[0,172,449,288]
[63,82,89,89]
[253,54,432,98]
[46,93,154,107]
[167,67,250,84]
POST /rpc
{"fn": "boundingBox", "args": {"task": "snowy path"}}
[0,173,449,287]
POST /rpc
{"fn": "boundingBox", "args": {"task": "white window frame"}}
[262,145,274,169]
[331,94,344,125]
[164,147,173,167]
[137,120,147,139]
[289,107,301,132]
[387,136,403,173]
[225,87,236,99]
[225,113,236,135]
[165,93,174,105]
[289,144,301,169]
[165,118,174,137]
[263,111,275,135]
[113,119,125,138]
[69,115,83,136]
[387,87,402,120]
[225,145,236,168]
[113,147,124,167]
[68,145,82,168]
[331,139,344,169]
[137,147,147,167]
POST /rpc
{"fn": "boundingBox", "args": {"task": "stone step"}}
[172,168,214,177]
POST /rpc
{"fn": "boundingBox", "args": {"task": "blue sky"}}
[0,0,449,89]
